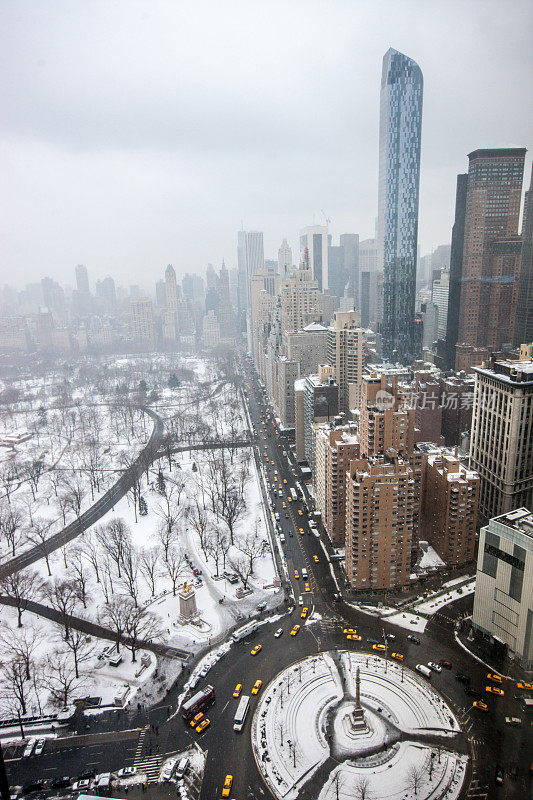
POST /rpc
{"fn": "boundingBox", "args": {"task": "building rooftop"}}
[474,359,533,386]
[302,322,328,332]
[492,508,533,539]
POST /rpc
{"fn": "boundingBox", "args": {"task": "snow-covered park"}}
[252,651,468,800]
[0,353,279,720]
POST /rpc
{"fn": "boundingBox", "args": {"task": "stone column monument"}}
[178,582,198,623]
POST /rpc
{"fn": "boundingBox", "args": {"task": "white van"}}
[415,664,432,678]
[280,533,286,543]
[176,757,189,779]
[301,568,308,579]
[274,512,280,521]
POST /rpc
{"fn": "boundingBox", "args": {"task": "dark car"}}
[366,638,379,645]
[465,687,482,699]
[439,660,452,669]
[22,781,44,795]
[77,769,96,780]
[455,672,471,684]
[407,635,420,644]
[494,765,504,785]
[50,777,71,789]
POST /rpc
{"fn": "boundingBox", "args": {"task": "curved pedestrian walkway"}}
[0,594,189,661]
[0,406,165,581]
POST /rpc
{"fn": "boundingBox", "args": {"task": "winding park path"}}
[0,407,165,581]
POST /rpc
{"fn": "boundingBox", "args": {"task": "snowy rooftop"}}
[302,322,328,332]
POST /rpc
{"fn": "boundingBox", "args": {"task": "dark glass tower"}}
[377,48,423,363]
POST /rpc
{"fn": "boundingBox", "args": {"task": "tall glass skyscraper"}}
[377,48,423,363]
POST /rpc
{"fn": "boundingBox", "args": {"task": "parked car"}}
[439,660,452,669]
[428,662,442,673]
[407,635,420,644]
[50,777,71,789]
[455,672,471,684]
[34,739,45,756]
[159,759,177,782]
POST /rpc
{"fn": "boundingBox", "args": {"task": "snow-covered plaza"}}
[252,651,469,800]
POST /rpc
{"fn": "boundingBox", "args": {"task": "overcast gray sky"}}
[1,0,531,289]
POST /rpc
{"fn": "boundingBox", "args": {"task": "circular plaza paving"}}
[252,650,469,800]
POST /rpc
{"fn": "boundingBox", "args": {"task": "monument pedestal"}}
[178,583,198,623]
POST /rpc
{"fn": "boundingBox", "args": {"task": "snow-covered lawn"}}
[252,651,468,800]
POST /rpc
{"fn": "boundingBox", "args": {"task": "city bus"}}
[289,488,297,502]
[182,685,215,721]
[233,695,250,732]
[295,482,303,499]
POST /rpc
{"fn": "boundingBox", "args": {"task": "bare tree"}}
[68,548,91,608]
[120,542,140,606]
[100,596,130,652]
[163,546,187,595]
[228,553,254,590]
[57,492,71,526]
[406,765,424,795]
[218,485,246,545]
[64,476,85,520]
[80,530,102,584]
[0,505,22,556]
[186,498,210,557]
[43,579,79,640]
[156,520,179,564]
[0,463,18,505]
[139,546,161,596]
[0,569,44,627]
[59,627,94,679]
[25,518,54,576]
[0,623,44,681]
[237,526,264,576]
[44,649,86,706]
[25,459,44,500]
[123,603,162,662]
[96,518,131,578]
[0,657,31,715]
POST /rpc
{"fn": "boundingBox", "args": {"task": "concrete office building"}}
[470,355,533,520]
[314,424,359,546]
[377,48,423,363]
[432,269,449,340]
[440,375,475,447]
[422,452,479,566]
[472,508,533,669]
[202,310,221,349]
[326,311,365,413]
[130,298,154,344]
[300,225,329,291]
[278,238,292,276]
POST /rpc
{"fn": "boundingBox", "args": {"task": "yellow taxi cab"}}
[299,528,305,535]
[282,502,287,509]
[347,633,362,641]
[294,569,300,579]
[222,775,233,797]
[485,685,504,696]
[251,644,262,656]
[391,652,404,662]
[487,673,502,683]
[252,680,263,695]
[190,711,204,728]
[196,718,210,733]
[233,684,242,698]
[290,625,301,636]
[301,607,308,619]
[343,628,356,634]
[373,644,386,651]
[313,555,319,563]
[283,478,287,484]
[273,476,278,482]
[517,681,533,690]
[304,583,311,592]
[298,509,303,516]
[473,700,488,711]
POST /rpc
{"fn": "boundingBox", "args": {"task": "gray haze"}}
[1,0,531,288]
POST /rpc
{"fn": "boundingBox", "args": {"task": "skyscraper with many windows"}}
[377,48,423,363]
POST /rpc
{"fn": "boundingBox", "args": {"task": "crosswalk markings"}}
[134,754,163,781]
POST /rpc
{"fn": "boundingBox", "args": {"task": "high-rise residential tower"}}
[377,48,423,363]
[75,264,90,296]
[454,149,526,365]
[165,264,179,313]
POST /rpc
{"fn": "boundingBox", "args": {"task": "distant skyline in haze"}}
[1,0,531,288]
